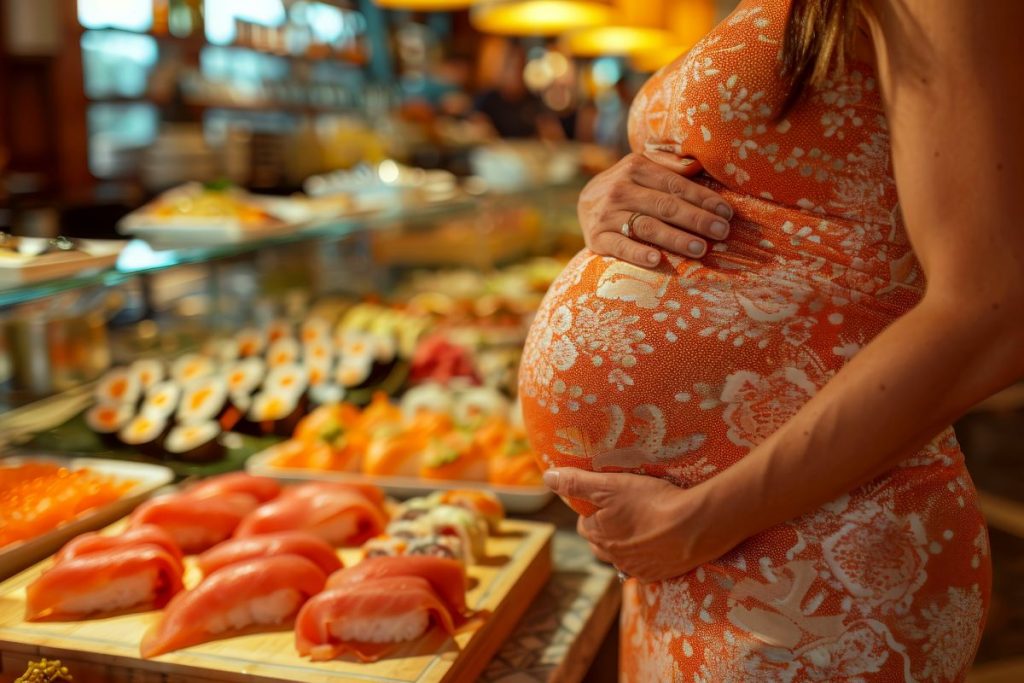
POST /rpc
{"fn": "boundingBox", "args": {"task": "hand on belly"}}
[542,464,737,582]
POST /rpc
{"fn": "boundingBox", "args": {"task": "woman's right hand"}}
[577,151,734,267]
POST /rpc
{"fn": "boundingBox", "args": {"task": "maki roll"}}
[406,534,468,565]
[337,332,377,388]
[433,490,504,532]
[335,357,373,390]
[170,354,215,385]
[304,339,334,370]
[267,337,301,368]
[119,413,170,458]
[265,364,309,398]
[94,367,141,406]
[130,359,165,393]
[176,376,229,425]
[85,402,134,448]
[163,421,226,463]
[142,381,181,420]
[235,327,265,358]
[363,535,409,559]
[248,389,305,436]
[300,317,330,346]
[265,319,293,345]
[416,506,486,564]
[225,357,266,396]
[306,360,332,388]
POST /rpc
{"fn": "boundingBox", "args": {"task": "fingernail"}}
[647,251,660,265]
[679,158,694,166]
[543,470,559,489]
[715,203,733,220]
[687,240,705,257]
[710,221,729,239]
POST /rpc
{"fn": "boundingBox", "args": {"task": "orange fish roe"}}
[0,462,135,550]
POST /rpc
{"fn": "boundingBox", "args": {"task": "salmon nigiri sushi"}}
[197,532,343,577]
[186,472,282,507]
[54,524,183,570]
[130,493,250,554]
[281,480,387,511]
[325,556,468,619]
[234,488,386,547]
[26,545,184,621]
[295,576,456,662]
[141,555,326,658]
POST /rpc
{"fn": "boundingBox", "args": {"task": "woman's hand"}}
[543,465,738,582]
[577,151,734,268]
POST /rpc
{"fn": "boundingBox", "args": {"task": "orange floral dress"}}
[518,1,991,680]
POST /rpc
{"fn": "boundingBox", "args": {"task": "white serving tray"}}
[0,240,125,287]
[246,445,554,514]
[0,456,175,579]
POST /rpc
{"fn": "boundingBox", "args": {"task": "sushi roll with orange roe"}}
[142,381,181,420]
[267,337,300,369]
[248,389,305,436]
[266,364,309,398]
[164,420,225,463]
[225,357,265,395]
[170,354,215,385]
[130,359,165,392]
[118,413,170,458]
[300,317,330,346]
[176,376,229,425]
[235,327,265,358]
[94,367,141,406]
[266,319,293,344]
[85,402,134,448]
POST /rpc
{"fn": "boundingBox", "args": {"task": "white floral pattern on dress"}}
[521,0,991,680]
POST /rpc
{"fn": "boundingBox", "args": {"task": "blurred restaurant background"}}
[0,1,1021,681]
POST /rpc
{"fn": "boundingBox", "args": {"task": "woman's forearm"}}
[695,291,1024,546]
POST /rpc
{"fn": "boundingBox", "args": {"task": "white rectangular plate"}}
[246,446,553,514]
[0,456,175,579]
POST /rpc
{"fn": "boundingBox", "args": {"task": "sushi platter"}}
[0,457,174,580]
[0,475,555,683]
[0,237,125,287]
[247,450,553,513]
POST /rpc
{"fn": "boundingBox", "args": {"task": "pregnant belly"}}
[518,238,912,515]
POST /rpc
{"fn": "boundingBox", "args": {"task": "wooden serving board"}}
[0,519,554,683]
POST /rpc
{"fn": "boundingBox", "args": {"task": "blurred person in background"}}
[473,42,565,141]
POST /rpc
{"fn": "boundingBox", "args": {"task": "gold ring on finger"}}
[621,212,643,239]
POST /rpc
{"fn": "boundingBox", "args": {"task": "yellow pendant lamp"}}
[561,0,715,61]
[471,0,614,37]
[374,0,478,9]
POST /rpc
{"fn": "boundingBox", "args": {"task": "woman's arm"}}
[695,0,1024,553]
[544,0,1024,581]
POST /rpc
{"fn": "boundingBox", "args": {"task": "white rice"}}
[164,421,220,454]
[205,589,302,635]
[60,570,156,614]
[330,609,429,643]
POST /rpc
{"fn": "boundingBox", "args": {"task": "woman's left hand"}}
[544,466,737,582]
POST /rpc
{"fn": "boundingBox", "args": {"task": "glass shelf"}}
[0,183,580,309]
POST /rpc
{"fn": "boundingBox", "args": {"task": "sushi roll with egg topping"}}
[118,413,169,458]
[130,359,165,392]
[170,354,215,385]
[225,357,266,396]
[176,376,229,425]
[235,327,265,358]
[163,420,225,463]
[267,337,301,368]
[85,402,134,448]
[248,389,305,436]
[94,367,141,406]
[142,381,181,420]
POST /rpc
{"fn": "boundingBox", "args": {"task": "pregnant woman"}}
[520,0,1023,680]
